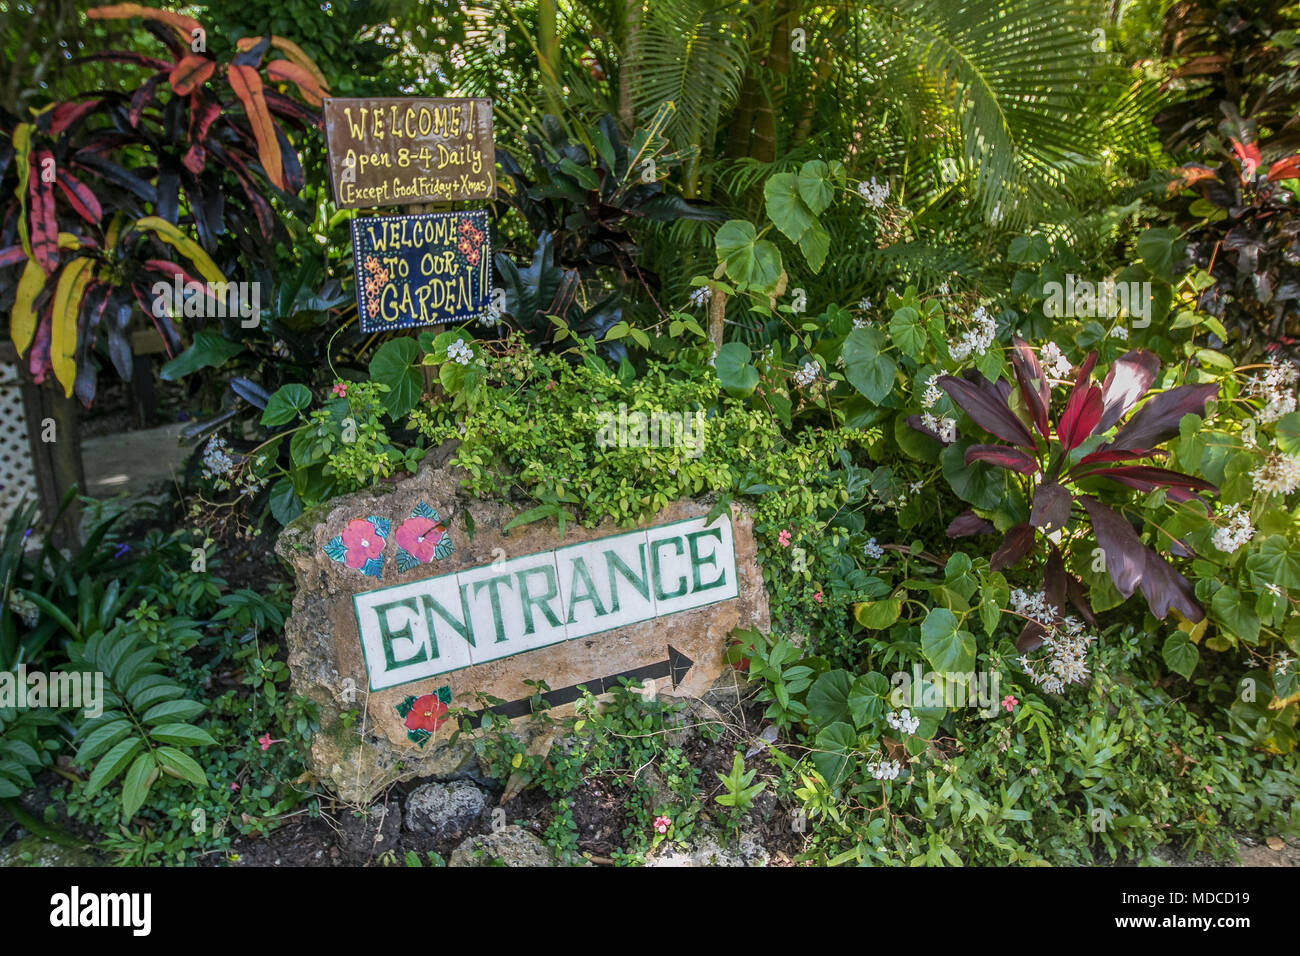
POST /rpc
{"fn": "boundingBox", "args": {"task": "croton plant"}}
[914,338,1218,652]
[0,4,326,403]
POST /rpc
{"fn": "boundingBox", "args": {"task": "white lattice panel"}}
[0,358,37,530]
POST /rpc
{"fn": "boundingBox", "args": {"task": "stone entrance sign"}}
[277,455,768,804]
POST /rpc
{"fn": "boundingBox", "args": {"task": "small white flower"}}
[857,178,889,208]
[886,709,920,735]
[1108,325,1129,340]
[868,757,902,780]
[793,359,821,388]
[920,374,943,409]
[1040,341,1072,379]
[688,285,713,309]
[447,338,474,365]
[857,296,872,311]
[1211,503,1255,553]
[863,537,884,560]
[1251,452,1300,496]
[852,316,869,330]
[948,306,996,361]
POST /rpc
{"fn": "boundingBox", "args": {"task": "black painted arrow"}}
[467,645,694,720]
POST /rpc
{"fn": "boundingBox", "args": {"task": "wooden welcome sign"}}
[350,210,491,333]
[324,97,495,208]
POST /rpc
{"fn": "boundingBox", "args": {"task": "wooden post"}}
[2,343,84,548]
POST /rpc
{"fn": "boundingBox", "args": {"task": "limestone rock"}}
[449,825,554,867]
[404,779,488,843]
[645,821,769,867]
[276,450,769,805]
[0,834,97,867]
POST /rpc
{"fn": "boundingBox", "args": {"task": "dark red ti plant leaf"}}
[1079,466,1217,495]
[965,444,1039,474]
[1079,496,1202,621]
[1097,349,1160,433]
[1018,547,1069,653]
[939,373,1037,449]
[1076,447,1166,466]
[991,523,1036,571]
[54,169,102,225]
[1029,482,1072,531]
[947,510,995,537]
[1009,336,1050,441]
[1057,374,1103,451]
[1108,383,1218,451]
[28,150,59,275]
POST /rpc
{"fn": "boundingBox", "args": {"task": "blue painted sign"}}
[351,209,491,333]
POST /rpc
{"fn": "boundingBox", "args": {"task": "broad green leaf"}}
[854,598,901,629]
[261,383,313,426]
[369,337,421,419]
[806,669,853,726]
[811,721,857,786]
[155,746,208,787]
[764,173,813,241]
[796,160,836,215]
[921,608,976,672]
[798,220,830,273]
[1162,632,1199,678]
[1247,535,1300,590]
[888,307,927,362]
[1211,586,1260,645]
[715,220,784,292]
[160,330,245,381]
[715,341,759,398]
[141,699,206,724]
[85,737,141,796]
[841,328,897,403]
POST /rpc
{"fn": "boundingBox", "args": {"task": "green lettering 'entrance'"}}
[375,597,429,670]
[649,536,688,600]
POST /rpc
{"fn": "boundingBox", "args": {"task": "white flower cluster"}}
[1109,326,1129,341]
[868,757,903,781]
[857,296,871,311]
[201,435,235,481]
[920,411,956,443]
[7,591,40,628]
[1247,357,1299,424]
[793,359,821,387]
[920,373,943,409]
[201,437,265,497]
[447,338,473,365]
[1211,503,1255,553]
[1252,452,1300,497]
[477,302,502,328]
[1277,651,1293,676]
[948,305,996,361]
[857,178,889,208]
[689,285,713,309]
[886,709,920,734]
[1039,341,1072,379]
[1018,614,1097,694]
[852,316,869,330]
[863,537,884,560]
[1011,588,1057,626]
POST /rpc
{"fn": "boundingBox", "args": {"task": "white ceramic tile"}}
[555,529,655,639]
[461,551,568,665]
[354,572,471,690]
[647,514,739,618]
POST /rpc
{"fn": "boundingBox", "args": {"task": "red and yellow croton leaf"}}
[236,35,328,89]
[265,59,327,107]
[226,64,284,191]
[51,257,96,398]
[169,54,216,96]
[86,4,201,45]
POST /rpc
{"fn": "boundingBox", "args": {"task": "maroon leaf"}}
[0,245,27,268]
[28,150,59,275]
[947,510,995,537]
[939,374,1037,449]
[28,307,52,383]
[965,443,1039,474]
[1109,383,1218,451]
[1081,465,1217,494]
[1030,482,1073,531]
[1098,349,1161,433]
[1009,336,1050,441]
[184,96,222,174]
[1066,572,1096,627]
[50,100,105,136]
[1079,497,1201,621]
[1017,621,1046,654]
[129,73,167,128]
[54,170,102,225]
[991,523,1037,571]
[169,54,216,95]
[1058,382,1103,451]
[1077,447,1165,465]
